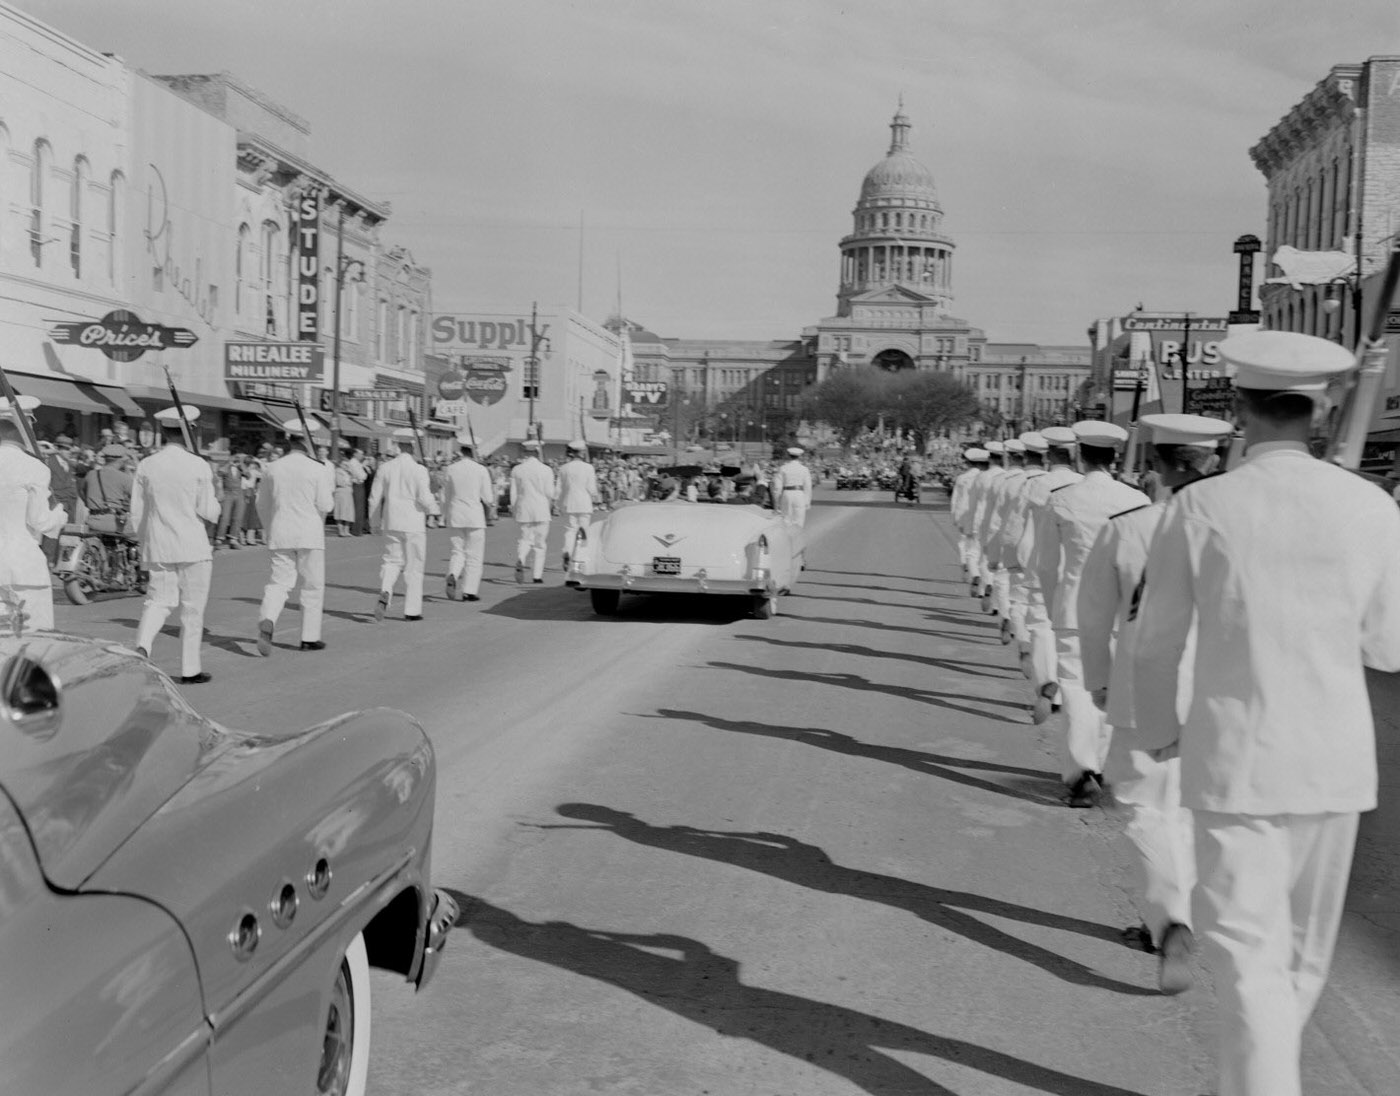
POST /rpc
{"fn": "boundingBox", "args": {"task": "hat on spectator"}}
[568,440,588,452]
[522,439,541,451]
[1003,438,1026,454]
[1018,431,1049,453]
[391,427,416,439]
[964,447,990,461]
[1041,426,1077,447]
[1139,413,1233,446]
[0,393,40,418]
[1071,420,1129,448]
[1219,330,1354,392]
[787,446,804,456]
[99,443,130,459]
[55,433,74,446]
[984,440,1006,454]
[153,405,201,425]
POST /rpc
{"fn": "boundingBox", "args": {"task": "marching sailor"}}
[0,396,65,632]
[979,437,1027,629]
[441,438,496,602]
[967,440,1006,604]
[950,448,989,575]
[1034,420,1149,804]
[130,406,221,683]
[1077,412,1232,994]
[557,440,600,566]
[993,431,1048,651]
[510,439,556,583]
[770,446,813,527]
[1132,332,1400,1096]
[369,432,439,621]
[255,429,334,654]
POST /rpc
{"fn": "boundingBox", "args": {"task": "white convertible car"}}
[565,501,805,618]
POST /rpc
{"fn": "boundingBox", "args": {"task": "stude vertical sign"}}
[296,191,320,340]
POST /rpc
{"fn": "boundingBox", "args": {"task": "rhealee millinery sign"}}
[224,342,325,383]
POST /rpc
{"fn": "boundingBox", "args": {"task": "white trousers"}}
[1025,588,1057,687]
[1194,810,1359,1096]
[777,491,808,527]
[1105,744,1194,945]
[4,585,54,632]
[991,565,1011,618]
[137,560,212,677]
[447,527,486,596]
[1007,568,1030,643]
[963,538,982,582]
[380,531,426,617]
[1054,630,1112,782]
[957,532,974,566]
[516,521,549,579]
[562,511,592,555]
[260,548,325,642]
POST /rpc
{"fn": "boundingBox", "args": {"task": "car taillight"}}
[757,534,769,553]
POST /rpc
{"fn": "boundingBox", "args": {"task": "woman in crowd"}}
[333,453,356,536]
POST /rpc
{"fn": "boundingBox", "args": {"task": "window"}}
[108,170,124,285]
[30,139,50,268]
[70,156,87,279]
[235,223,250,315]
[523,355,539,400]
[260,221,281,336]
[377,298,389,361]
[396,305,407,362]
[343,279,359,341]
[406,309,419,365]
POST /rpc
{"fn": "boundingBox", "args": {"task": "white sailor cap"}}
[1018,431,1049,453]
[153,404,201,425]
[1071,420,1129,448]
[0,393,41,416]
[1003,438,1026,454]
[787,446,804,456]
[568,439,588,452]
[1040,426,1077,448]
[279,416,326,436]
[522,439,541,451]
[1219,330,1354,392]
[964,448,990,461]
[1139,413,1234,446]
[984,440,1006,454]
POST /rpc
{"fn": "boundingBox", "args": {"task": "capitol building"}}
[618,105,1090,445]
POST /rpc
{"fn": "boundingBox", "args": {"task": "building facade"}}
[966,343,1091,431]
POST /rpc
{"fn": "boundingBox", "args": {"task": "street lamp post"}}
[526,301,550,445]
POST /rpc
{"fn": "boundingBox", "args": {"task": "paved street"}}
[53,487,1399,1095]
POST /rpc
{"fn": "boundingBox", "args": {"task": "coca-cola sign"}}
[459,357,512,406]
[50,309,198,362]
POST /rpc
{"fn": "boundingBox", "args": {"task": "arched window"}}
[30,139,51,268]
[108,170,124,285]
[377,297,389,361]
[407,309,418,364]
[260,220,281,336]
[235,223,250,315]
[343,278,359,341]
[70,156,88,278]
[396,304,407,362]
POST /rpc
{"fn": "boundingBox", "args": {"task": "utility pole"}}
[330,206,345,456]
[526,301,549,445]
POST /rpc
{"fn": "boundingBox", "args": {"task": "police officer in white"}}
[557,440,600,566]
[510,440,556,583]
[1077,412,1232,995]
[130,406,221,683]
[369,432,439,621]
[770,446,812,526]
[255,431,334,654]
[1034,420,1150,804]
[0,396,66,632]
[1132,332,1400,1096]
[441,438,495,602]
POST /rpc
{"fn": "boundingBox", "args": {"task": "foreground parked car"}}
[566,500,804,618]
[0,631,456,1096]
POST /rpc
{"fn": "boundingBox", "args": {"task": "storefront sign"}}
[1183,378,1235,420]
[624,381,669,408]
[431,315,547,352]
[459,357,512,405]
[296,191,320,340]
[348,387,404,401]
[50,309,198,362]
[224,342,325,383]
[437,373,466,400]
[1123,316,1229,332]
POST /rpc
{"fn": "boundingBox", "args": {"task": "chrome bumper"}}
[567,574,774,596]
[418,888,458,990]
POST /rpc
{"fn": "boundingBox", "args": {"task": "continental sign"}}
[224,342,325,383]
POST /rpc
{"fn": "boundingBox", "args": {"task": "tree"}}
[885,370,981,450]
[799,367,886,447]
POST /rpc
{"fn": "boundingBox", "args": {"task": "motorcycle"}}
[54,520,146,605]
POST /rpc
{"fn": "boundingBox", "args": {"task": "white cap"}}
[522,439,541,451]
[1018,431,1048,453]
[787,446,804,456]
[1220,330,1355,392]
[1003,439,1026,454]
[280,416,326,436]
[964,447,990,461]
[1139,412,1234,446]
[391,426,417,439]
[1041,426,1077,447]
[153,404,201,425]
[568,440,588,452]
[1071,420,1129,448]
[0,393,41,415]
[984,440,1006,454]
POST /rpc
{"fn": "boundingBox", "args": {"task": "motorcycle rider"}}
[82,443,135,535]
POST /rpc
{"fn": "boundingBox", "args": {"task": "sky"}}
[20,0,1400,346]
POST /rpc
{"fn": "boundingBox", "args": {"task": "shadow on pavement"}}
[792,613,1003,646]
[446,890,1152,1095]
[110,616,260,659]
[705,661,1029,723]
[649,707,1056,804]
[816,497,949,512]
[537,804,1153,993]
[801,578,968,600]
[731,634,1021,681]
[482,587,752,625]
[805,567,950,584]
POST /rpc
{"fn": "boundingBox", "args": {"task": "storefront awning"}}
[125,384,272,416]
[93,385,143,417]
[337,413,394,440]
[424,419,458,433]
[8,372,115,416]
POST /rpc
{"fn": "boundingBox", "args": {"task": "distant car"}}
[566,500,804,618]
[0,632,455,1096]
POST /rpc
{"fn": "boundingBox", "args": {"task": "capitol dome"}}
[857,107,940,209]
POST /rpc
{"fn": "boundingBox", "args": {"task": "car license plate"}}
[651,556,682,575]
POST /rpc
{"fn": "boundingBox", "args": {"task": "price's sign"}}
[51,309,198,362]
